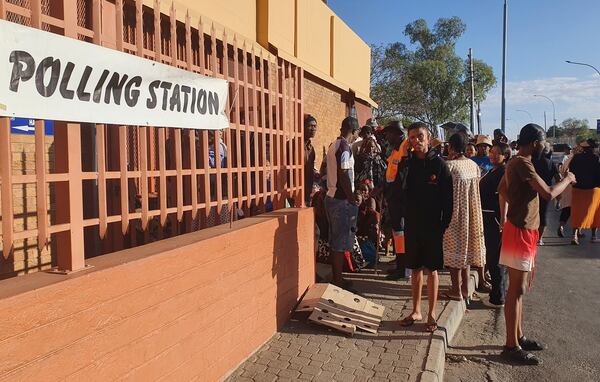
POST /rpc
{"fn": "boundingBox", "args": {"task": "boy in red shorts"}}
[498,124,576,365]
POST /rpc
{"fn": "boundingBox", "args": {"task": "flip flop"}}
[400,315,421,327]
[425,321,438,333]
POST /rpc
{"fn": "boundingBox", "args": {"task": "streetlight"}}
[533,94,557,138]
[566,60,600,77]
[501,0,508,133]
[516,109,533,121]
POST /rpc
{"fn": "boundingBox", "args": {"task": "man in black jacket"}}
[399,122,453,332]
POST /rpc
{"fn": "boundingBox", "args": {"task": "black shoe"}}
[386,270,407,281]
[519,336,545,351]
[501,346,542,365]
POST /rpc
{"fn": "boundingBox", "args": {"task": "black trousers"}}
[560,207,571,223]
[483,213,506,304]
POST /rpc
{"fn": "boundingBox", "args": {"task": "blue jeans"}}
[324,196,358,252]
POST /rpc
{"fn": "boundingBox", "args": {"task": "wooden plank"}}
[34,120,48,250]
[273,58,281,207]
[96,124,108,239]
[281,61,289,204]
[139,126,149,230]
[198,17,206,75]
[210,24,223,215]
[153,0,162,62]
[118,126,129,235]
[0,0,6,20]
[201,130,210,218]
[185,12,198,221]
[0,118,13,256]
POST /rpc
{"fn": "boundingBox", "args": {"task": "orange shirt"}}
[386,140,409,183]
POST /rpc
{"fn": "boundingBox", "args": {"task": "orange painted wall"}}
[0,208,314,382]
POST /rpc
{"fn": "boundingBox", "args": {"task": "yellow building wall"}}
[332,17,371,99]
[296,0,334,80]
[265,0,295,55]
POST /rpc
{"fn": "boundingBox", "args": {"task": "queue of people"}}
[305,114,599,365]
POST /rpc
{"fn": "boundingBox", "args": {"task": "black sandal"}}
[501,346,542,365]
[519,336,546,351]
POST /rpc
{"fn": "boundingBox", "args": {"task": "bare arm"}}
[528,172,575,201]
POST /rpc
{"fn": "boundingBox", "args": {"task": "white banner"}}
[0,19,230,130]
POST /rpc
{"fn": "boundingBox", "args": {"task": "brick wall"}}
[0,134,55,279]
[0,208,314,381]
[303,74,348,167]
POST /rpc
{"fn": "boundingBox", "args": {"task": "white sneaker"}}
[482,299,504,309]
[537,239,544,246]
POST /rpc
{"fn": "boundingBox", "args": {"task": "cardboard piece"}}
[301,283,385,335]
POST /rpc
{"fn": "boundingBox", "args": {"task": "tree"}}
[371,17,497,134]
[549,118,596,143]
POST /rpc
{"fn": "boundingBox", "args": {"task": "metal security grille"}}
[0,0,305,274]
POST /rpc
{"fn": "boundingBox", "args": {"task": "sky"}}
[327,0,600,140]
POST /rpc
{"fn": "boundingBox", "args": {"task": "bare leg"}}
[504,267,528,348]
[426,270,439,324]
[448,268,461,297]
[408,269,424,320]
[461,266,470,299]
[331,251,345,287]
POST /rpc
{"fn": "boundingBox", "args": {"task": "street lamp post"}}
[516,109,533,121]
[566,60,600,77]
[501,0,508,133]
[533,95,556,138]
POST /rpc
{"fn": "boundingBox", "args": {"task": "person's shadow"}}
[271,209,302,330]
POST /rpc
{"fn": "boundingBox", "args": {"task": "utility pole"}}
[469,48,476,135]
[501,0,508,133]
[544,111,547,132]
[477,101,482,135]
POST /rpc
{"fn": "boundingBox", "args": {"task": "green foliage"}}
[370,17,497,135]
[550,118,597,142]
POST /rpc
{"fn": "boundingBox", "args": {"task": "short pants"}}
[324,196,358,252]
[499,221,539,272]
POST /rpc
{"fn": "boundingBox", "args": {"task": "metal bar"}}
[274,57,281,207]
[201,129,211,218]
[0,118,13,256]
[119,126,129,235]
[298,67,305,206]
[30,0,41,28]
[96,124,108,239]
[175,129,183,221]
[185,11,198,221]
[153,0,162,63]
[0,0,5,20]
[34,120,48,250]
[233,35,243,213]
[259,50,268,207]
[250,46,260,208]
[158,127,167,226]
[198,17,206,75]
[242,41,252,209]
[92,0,101,44]
[210,23,223,215]
[267,56,275,206]
[139,126,149,230]
[135,0,144,56]
[115,0,124,51]
[281,60,289,204]
[222,30,233,213]
[294,65,301,203]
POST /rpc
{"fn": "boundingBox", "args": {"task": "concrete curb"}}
[419,271,479,382]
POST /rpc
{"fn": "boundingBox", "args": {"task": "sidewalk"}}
[226,264,475,382]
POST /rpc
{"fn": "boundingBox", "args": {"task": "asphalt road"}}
[445,208,600,382]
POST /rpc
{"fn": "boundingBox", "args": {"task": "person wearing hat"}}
[568,139,600,244]
[497,124,576,365]
[493,128,509,145]
[471,135,494,176]
[431,138,445,158]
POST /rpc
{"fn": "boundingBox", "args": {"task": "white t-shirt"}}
[326,137,354,199]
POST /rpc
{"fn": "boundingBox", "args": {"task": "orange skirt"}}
[571,188,600,229]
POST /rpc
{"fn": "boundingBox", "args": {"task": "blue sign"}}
[597,119,600,135]
[10,118,54,135]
